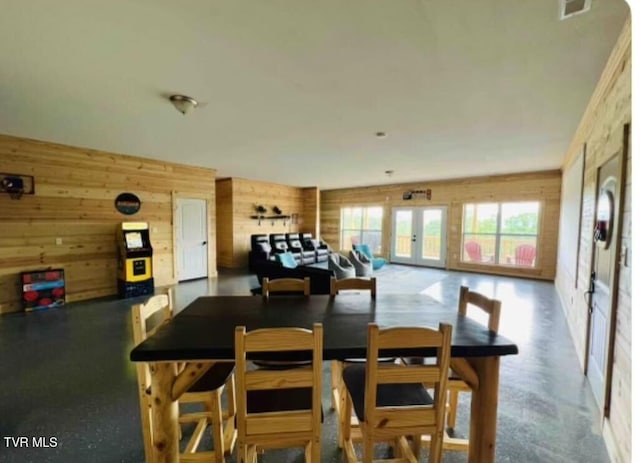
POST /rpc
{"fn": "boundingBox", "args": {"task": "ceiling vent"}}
[560,0,591,20]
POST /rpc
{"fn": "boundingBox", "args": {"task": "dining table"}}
[130,293,518,463]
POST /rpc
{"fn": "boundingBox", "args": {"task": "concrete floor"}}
[0,266,610,463]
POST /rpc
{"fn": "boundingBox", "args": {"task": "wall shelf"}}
[250,215,291,225]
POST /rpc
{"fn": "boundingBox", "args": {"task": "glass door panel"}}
[421,209,442,261]
[391,207,446,268]
[391,209,415,264]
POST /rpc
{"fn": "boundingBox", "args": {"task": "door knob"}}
[202,241,207,245]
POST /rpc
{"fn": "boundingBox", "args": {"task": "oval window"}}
[595,189,614,249]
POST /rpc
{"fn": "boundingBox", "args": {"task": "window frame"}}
[340,206,384,253]
[461,201,541,268]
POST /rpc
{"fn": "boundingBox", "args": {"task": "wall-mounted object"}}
[250,205,291,226]
[402,189,431,201]
[115,192,142,215]
[0,172,35,199]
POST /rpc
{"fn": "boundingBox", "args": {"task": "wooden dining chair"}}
[329,277,376,447]
[514,244,536,267]
[256,277,312,369]
[342,322,452,463]
[262,277,310,297]
[234,323,323,463]
[132,290,237,463]
[464,241,484,263]
[445,286,502,443]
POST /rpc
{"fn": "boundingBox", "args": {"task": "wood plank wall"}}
[215,178,320,268]
[0,134,217,314]
[321,170,561,280]
[555,18,631,463]
[215,178,234,268]
[301,187,320,237]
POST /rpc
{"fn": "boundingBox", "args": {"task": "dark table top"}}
[130,294,518,362]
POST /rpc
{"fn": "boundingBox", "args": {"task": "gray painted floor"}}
[0,266,610,463]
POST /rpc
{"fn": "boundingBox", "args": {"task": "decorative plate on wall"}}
[115,192,142,215]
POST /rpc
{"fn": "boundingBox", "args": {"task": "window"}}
[340,207,383,253]
[462,202,540,267]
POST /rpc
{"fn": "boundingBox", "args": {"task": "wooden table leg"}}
[467,356,500,463]
[149,362,180,463]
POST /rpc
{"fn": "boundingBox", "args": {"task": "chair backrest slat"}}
[244,327,315,351]
[377,326,443,349]
[376,365,442,384]
[245,368,314,390]
[330,277,376,298]
[262,277,310,297]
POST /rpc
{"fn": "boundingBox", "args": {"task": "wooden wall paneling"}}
[301,187,320,236]
[215,179,234,268]
[320,170,561,280]
[0,134,217,314]
[554,18,631,463]
[216,178,313,269]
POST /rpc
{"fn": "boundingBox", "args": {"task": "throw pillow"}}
[258,242,271,253]
[276,252,298,269]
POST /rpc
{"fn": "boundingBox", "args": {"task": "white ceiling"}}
[0,0,629,190]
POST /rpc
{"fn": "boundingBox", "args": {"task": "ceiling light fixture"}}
[169,94,199,115]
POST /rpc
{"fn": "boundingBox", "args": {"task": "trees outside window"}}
[462,202,540,267]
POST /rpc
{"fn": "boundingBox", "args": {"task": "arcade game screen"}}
[125,232,143,249]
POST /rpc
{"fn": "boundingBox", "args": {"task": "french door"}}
[391,207,447,268]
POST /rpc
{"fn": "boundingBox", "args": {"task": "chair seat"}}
[145,362,235,396]
[189,362,236,393]
[339,357,396,363]
[251,359,312,369]
[343,364,433,422]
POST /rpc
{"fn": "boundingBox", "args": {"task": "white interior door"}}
[176,198,208,281]
[391,207,447,268]
[586,154,620,409]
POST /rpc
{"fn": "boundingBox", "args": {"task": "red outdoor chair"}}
[464,241,484,263]
[514,244,536,267]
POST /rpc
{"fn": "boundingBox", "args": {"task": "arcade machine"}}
[117,222,154,298]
